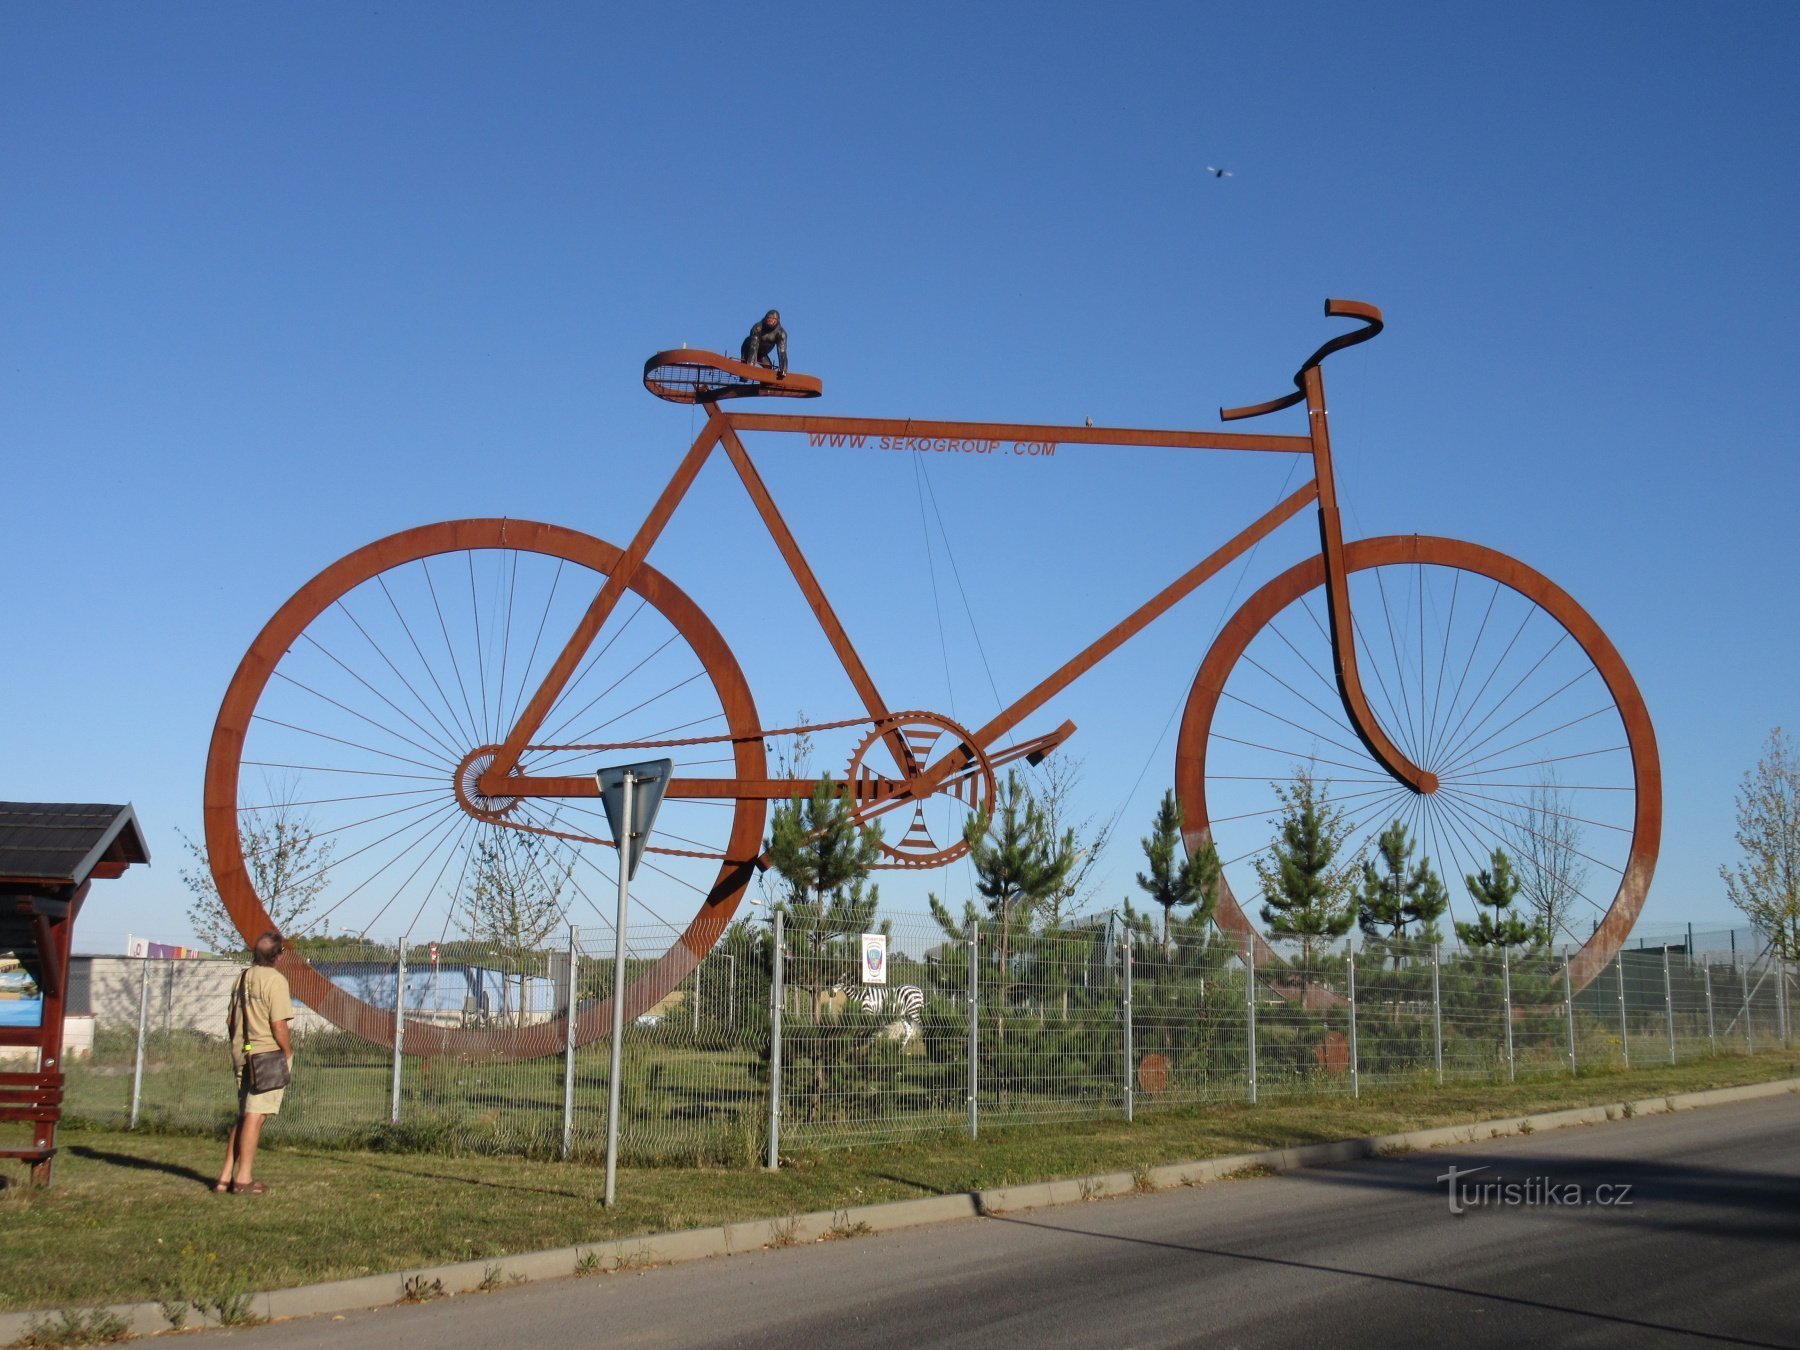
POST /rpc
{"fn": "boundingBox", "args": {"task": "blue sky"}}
[4,3,1795,953]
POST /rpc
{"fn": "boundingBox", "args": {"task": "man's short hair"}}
[253,931,284,965]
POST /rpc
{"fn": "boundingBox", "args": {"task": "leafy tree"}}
[1356,818,1448,967]
[1455,847,1544,949]
[1032,753,1113,927]
[1719,728,1800,959]
[1253,769,1355,978]
[456,829,573,1021]
[1507,769,1589,947]
[179,797,335,953]
[1135,789,1220,950]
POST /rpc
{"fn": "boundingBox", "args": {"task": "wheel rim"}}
[204,518,767,1060]
[1175,536,1660,991]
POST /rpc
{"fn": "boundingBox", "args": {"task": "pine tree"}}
[1135,790,1220,950]
[1356,818,1448,967]
[1253,769,1355,979]
[962,772,1078,986]
[764,776,883,976]
[1455,847,1544,949]
[763,777,884,1114]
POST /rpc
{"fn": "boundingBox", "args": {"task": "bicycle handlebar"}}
[1219,299,1385,422]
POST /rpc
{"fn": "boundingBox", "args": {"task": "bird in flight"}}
[1206,166,1233,178]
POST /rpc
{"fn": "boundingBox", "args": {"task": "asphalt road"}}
[235,1095,1800,1349]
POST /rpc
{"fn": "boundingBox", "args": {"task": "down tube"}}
[967,480,1319,752]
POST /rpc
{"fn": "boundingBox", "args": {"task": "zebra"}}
[831,981,925,1046]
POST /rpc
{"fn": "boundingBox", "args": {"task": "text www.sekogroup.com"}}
[808,432,1058,457]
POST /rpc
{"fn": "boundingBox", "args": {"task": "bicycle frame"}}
[477,320,1434,813]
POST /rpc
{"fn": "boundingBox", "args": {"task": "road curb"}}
[6,1075,1795,1344]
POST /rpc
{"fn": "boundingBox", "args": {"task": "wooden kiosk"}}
[0,802,149,1186]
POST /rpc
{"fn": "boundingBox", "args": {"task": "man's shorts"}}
[240,1083,286,1115]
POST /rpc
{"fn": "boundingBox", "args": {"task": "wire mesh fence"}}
[51,913,1799,1167]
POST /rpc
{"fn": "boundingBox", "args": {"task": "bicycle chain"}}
[502,711,954,861]
[524,709,929,756]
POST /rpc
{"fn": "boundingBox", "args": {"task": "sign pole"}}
[561,924,578,1161]
[604,770,633,1208]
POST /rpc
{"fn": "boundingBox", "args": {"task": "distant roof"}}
[0,803,151,887]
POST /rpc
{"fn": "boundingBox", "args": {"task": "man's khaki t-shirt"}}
[233,965,294,1055]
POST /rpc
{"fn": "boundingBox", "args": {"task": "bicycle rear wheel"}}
[203,518,767,1060]
[1175,535,1659,990]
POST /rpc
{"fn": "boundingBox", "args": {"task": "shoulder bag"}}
[236,971,291,1094]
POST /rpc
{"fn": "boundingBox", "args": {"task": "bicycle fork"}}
[1303,363,1437,796]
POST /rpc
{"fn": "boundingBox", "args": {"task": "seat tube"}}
[1303,366,1434,794]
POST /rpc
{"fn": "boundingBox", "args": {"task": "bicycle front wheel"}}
[203,518,768,1060]
[1174,535,1659,990]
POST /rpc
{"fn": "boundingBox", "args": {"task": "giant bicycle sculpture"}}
[205,301,1660,1060]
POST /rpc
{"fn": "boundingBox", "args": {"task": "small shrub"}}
[158,1244,262,1329]
[611,1245,655,1272]
[14,1309,131,1348]
[399,1275,445,1303]
[823,1210,873,1240]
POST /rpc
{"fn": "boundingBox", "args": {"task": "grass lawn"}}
[4,1050,1797,1314]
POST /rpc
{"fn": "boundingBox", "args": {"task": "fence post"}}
[1777,957,1790,1047]
[389,945,406,1126]
[1432,942,1443,1085]
[1245,933,1258,1105]
[967,918,980,1140]
[1562,955,1576,1074]
[766,908,783,1170]
[1662,947,1676,1065]
[1346,947,1359,1099]
[1121,932,1134,1123]
[1703,964,1716,1055]
[1741,963,1754,1053]
[561,925,578,1161]
[1501,944,1515,1083]
[1615,952,1629,1069]
[128,957,151,1129]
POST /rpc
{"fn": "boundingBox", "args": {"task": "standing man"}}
[740,309,788,376]
[215,930,293,1196]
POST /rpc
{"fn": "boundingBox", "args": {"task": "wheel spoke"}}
[373,575,479,751]
[301,628,464,764]
[1427,577,1501,766]
[1439,704,1614,781]
[1433,630,1572,772]
[421,559,485,750]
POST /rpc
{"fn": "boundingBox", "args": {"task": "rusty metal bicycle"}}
[205,301,1659,1059]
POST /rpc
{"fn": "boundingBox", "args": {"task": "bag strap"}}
[235,969,253,1050]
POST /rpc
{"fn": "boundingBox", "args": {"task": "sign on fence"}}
[860,933,887,985]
